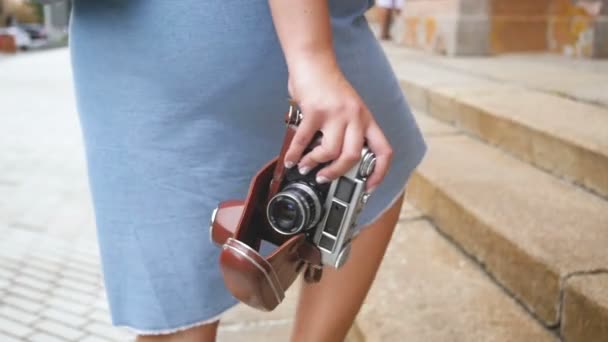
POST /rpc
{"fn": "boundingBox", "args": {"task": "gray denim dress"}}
[68,0,426,334]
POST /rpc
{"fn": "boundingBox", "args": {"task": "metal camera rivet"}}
[361,193,371,205]
[209,207,218,244]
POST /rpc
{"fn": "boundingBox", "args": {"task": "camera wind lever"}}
[267,103,301,201]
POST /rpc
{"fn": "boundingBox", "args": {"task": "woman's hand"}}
[284,55,393,193]
[267,0,393,192]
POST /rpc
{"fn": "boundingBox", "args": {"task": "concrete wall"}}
[391,0,608,58]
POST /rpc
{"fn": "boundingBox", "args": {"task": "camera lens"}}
[270,197,301,233]
[267,182,322,235]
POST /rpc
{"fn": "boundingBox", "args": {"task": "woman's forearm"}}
[269,0,393,189]
[268,0,338,73]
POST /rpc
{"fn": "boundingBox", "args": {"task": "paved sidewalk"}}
[0,49,135,341]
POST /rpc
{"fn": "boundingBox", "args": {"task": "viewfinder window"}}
[335,177,355,202]
[319,235,335,251]
[324,202,346,236]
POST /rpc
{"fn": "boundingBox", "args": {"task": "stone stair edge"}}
[405,126,608,331]
[561,272,608,342]
[381,42,608,110]
[356,218,555,342]
[406,170,563,325]
[394,63,608,199]
[401,76,608,156]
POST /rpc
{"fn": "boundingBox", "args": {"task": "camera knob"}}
[361,192,371,205]
[358,152,376,178]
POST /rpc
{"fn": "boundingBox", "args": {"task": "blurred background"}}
[0,0,606,341]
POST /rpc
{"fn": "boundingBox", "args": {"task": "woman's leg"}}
[291,194,404,342]
[136,321,220,342]
[377,7,393,40]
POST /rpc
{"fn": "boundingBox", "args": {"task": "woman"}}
[376,0,404,40]
[69,0,426,341]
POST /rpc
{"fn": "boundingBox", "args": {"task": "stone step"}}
[383,44,608,108]
[383,44,608,199]
[357,218,554,342]
[406,115,608,339]
[562,273,608,342]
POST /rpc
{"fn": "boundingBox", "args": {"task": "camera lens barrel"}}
[267,182,322,235]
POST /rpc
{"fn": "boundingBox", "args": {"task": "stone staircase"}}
[356,43,608,341]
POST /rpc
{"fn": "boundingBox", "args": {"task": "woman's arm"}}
[269,0,393,192]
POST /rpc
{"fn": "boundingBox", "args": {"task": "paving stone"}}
[357,219,554,342]
[217,320,293,342]
[92,298,109,311]
[66,258,100,271]
[562,273,608,342]
[52,287,97,304]
[0,332,22,342]
[80,335,112,342]
[0,256,22,270]
[29,332,69,342]
[41,308,89,328]
[20,265,58,283]
[36,320,86,340]
[221,282,299,325]
[407,133,608,325]
[31,252,69,266]
[88,309,111,325]
[56,277,100,295]
[13,274,53,292]
[0,268,16,281]
[84,322,133,341]
[0,316,33,338]
[45,296,90,316]
[26,257,62,274]
[3,295,44,313]
[0,278,10,290]
[0,305,39,325]
[60,269,101,286]
[63,262,101,278]
[9,284,48,302]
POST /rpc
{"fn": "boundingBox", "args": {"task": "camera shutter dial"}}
[358,151,377,178]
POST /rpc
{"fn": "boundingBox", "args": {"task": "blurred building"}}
[384,0,607,58]
[0,0,39,25]
[0,0,69,29]
[42,1,70,40]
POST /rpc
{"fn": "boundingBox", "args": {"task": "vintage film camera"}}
[266,106,376,268]
[209,103,376,311]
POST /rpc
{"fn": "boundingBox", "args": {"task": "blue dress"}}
[69,0,426,334]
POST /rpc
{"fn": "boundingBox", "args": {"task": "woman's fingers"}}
[284,113,322,168]
[316,122,365,182]
[364,122,393,192]
[297,121,346,179]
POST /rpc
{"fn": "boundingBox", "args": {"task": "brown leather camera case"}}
[210,107,323,311]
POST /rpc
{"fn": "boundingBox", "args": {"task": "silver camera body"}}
[266,147,376,268]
